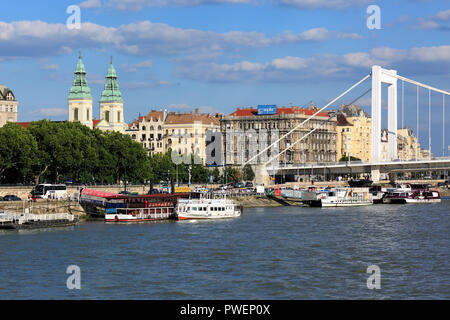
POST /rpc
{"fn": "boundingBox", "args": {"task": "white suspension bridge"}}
[241,65,449,184]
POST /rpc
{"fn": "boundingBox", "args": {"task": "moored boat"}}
[383,190,441,204]
[320,187,373,207]
[175,194,241,220]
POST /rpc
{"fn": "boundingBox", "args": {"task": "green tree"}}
[339,155,361,162]
[0,123,38,184]
[242,164,255,181]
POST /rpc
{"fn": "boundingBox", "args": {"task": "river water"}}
[0,201,449,300]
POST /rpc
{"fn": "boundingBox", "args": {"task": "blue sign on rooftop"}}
[257,105,277,115]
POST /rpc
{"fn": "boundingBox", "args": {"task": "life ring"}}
[114,216,119,222]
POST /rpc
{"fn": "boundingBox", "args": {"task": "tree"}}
[242,164,255,181]
[0,123,38,184]
[339,155,361,162]
[223,166,239,184]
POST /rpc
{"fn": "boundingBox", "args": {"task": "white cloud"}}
[273,0,372,9]
[106,0,253,10]
[39,64,59,70]
[177,45,450,83]
[79,0,102,8]
[413,9,450,30]
[120,80,179,88]
[29,108,67,117]
[0,20,361,60]
[122,60,153,72]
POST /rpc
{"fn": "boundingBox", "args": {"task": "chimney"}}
[195,108,199,115]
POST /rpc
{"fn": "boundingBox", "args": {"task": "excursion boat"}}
[105,203,175,222]
[80,188,190,222]
[175,194,242,220]
[369,185,385,204]
[320,188,373,207]
[382,190,441,204]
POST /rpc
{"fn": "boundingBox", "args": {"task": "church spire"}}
[69,51,92,100]
[100,57,123,102]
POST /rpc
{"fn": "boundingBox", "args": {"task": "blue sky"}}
[0,0,449,155]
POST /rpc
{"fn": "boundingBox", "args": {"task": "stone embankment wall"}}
[0,200,86,217]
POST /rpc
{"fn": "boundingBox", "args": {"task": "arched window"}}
[74,108,79,121]
[158,126,162,131]
[105,111,110,122]
[150,126,154,131]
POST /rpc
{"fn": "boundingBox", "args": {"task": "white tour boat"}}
[175,194,242,220]
[320,187,373,207]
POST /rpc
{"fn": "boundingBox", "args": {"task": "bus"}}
[31,184,68,200]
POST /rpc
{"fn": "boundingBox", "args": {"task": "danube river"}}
[0,202,449,299]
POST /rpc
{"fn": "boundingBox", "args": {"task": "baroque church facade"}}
[68,53,126,133]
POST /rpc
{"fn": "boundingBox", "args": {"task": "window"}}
[117,111,121,122]
[74,108,79,121]
[105,111,110,122]
[86,109,90,121]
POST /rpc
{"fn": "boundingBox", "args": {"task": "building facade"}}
[221,105,337,166]
[336,111,372,162]
[126,108,221,162]
[126,110,166,156]
[0,85,18,127]
[163,109,221,163]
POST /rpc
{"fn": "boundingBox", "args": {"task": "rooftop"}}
[229,105,330,118]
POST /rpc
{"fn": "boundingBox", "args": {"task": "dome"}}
[0,85,16,101]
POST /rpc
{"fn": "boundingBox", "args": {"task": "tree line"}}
[0,120,254,186]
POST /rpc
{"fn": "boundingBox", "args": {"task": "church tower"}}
[99,57,125,133]
[68,52,93,128]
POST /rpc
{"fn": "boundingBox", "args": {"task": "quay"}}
[0,212,78,230]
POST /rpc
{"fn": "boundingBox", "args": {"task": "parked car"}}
[235,182,245,188]
[3,195,22,201]
[147,189,160,195]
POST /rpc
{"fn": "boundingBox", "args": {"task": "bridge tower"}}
[371,65,398,162]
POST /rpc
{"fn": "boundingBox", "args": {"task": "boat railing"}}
[116,207,173,219]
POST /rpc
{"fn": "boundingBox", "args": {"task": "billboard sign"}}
[257,105,277,115]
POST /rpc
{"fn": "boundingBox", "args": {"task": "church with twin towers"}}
[68,52,127,133]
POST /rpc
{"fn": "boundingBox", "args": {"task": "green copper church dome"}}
[68,52,92,100]
[100,57,123,103]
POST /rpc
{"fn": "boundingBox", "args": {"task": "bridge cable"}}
[242,73,371,167]
[265,87,373,167]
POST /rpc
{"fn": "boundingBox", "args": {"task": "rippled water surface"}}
[1,201,449,299]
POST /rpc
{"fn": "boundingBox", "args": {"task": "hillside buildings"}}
[0,85,18,127]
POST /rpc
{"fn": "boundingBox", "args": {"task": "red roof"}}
[230,106,330,118]
[93,119,101,127]
[16,122,31,129]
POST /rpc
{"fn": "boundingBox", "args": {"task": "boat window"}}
[192,207,197,211]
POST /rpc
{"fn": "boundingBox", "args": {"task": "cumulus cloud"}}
[122,60,153,72]
[106,0,253,10]
[176,45,450,83]
[79,0,102,8]
[0,20,361,60]
[273,0,372,9]
[413,9,450,30]
[29,108,67,117]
